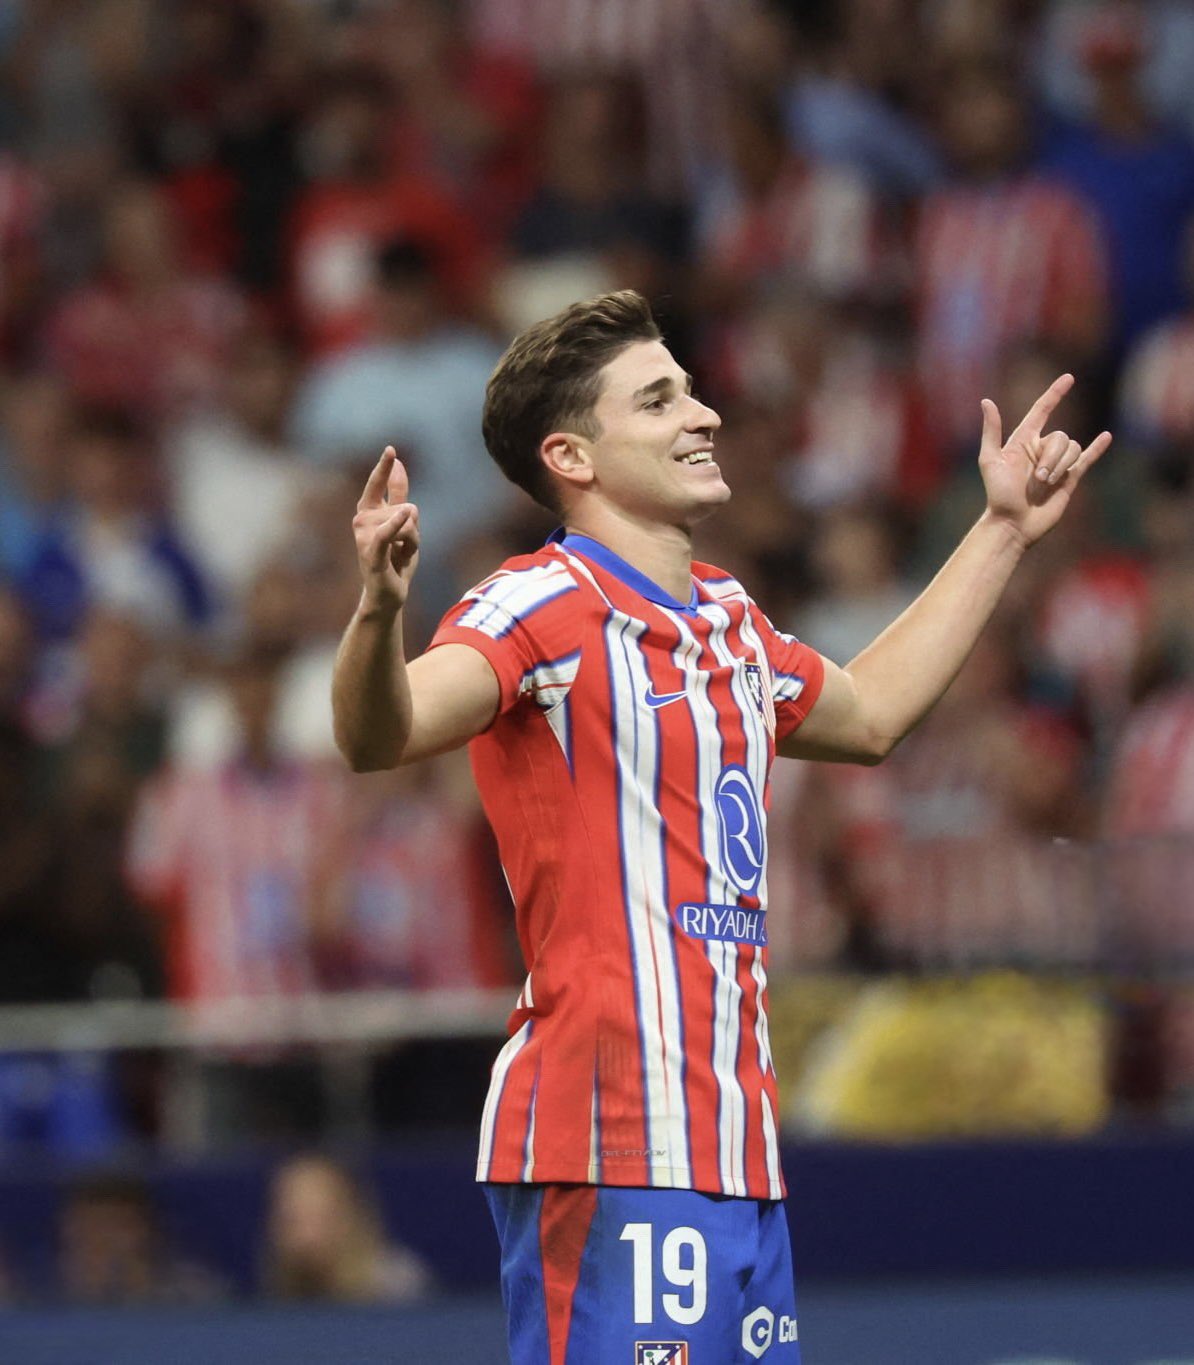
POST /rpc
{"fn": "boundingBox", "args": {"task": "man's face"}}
[573,340,728,526]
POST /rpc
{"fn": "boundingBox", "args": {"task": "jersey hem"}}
[477,1162,786,1202]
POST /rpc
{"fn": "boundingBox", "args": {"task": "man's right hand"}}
[352,445,420,613]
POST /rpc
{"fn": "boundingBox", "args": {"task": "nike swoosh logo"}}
[644,686,688,709]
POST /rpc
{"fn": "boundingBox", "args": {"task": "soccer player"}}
[331,291,1110,1364]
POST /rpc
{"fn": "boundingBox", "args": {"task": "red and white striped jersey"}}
[430,531,824,1199]
[915,177,1108,446]
[126,761,345,1001]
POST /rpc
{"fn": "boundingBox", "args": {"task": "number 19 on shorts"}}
[620,1222,708,1325]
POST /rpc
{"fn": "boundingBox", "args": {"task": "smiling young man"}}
[332,290,1111,1364]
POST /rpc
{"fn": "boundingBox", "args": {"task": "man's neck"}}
[563,505,695,602]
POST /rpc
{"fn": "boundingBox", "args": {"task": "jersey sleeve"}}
[749,604,826,742]
[429,558,582,716]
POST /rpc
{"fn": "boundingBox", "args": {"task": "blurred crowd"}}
[0,1152,437,1307]
[2,0,1194,1141]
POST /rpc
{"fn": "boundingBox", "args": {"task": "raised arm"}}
[782,374,1112,764]
[332,446,499,771]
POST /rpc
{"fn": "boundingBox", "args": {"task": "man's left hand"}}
[978,373,1113,546]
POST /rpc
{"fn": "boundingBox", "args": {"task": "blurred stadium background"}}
[1,0,1194,1361]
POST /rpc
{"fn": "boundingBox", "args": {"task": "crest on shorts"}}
[635,1345,689,1365]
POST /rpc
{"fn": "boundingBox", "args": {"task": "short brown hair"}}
[482,290,662,512]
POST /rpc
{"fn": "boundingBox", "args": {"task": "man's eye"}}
[645,398,667,411]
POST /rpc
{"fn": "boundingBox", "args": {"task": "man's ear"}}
[541,431,595,493]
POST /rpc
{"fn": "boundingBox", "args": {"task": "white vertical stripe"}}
[751,951,782,1192]
[476,1020,531,1180]
[761,1090,783,1199]
[521,1084,537,1182]
[750,952,774,1077]
[605,610,689,1186]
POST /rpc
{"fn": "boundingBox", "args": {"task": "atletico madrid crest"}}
[635,1344,689,1364]
[743,661,774,735]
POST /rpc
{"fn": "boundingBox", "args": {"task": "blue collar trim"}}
[548,528,700,614]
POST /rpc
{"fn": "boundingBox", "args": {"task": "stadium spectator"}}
[717,289,938,510]
[697,88,886,315]
[261,1154,433,1304]
[42,180,248,421]
[1038,0,1194,143]
[1039,2,1194,361]
[126,642,345,1004]
[915,62,1109,455]
[310,757,515,991]
[782,1,944,197]
[293,236,507,619]
[166,324,321,620]
[286,64,485,356]
[506,72,684,301]
[790,500,919,667]
[15,406,210,645]
[32,609,165,999]
[55,1170,225,1305]
[1117,224,1194,446]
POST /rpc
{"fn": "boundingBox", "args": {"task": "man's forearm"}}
[331,594,412,771]
[844,512,1027,755]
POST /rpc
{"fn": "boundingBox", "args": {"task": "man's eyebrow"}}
[632,373,694,402]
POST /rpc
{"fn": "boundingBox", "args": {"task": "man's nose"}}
[684,394,721,431]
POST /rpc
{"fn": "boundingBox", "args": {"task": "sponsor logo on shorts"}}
[676,902,767,945]
[635,1343,689,1365]
[742,1305,798,1357]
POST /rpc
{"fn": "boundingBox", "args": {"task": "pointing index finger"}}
[1012,373,1074,441]
[357,445,397,512]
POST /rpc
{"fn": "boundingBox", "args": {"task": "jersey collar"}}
[548,528,701,615]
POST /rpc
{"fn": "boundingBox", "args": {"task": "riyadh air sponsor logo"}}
[676,902,767,945]
[742,1305,798,1358]
[635,1343,689,1364]
[644,684,688,710]
[713,765,764,893]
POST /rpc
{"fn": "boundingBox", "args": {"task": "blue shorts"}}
[485,1183,802,1365]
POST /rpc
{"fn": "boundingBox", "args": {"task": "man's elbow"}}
[333,730,402,773]
[855,725,899,766]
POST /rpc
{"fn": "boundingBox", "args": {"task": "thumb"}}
[979,398,1003,457]
[386,450,409,504]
